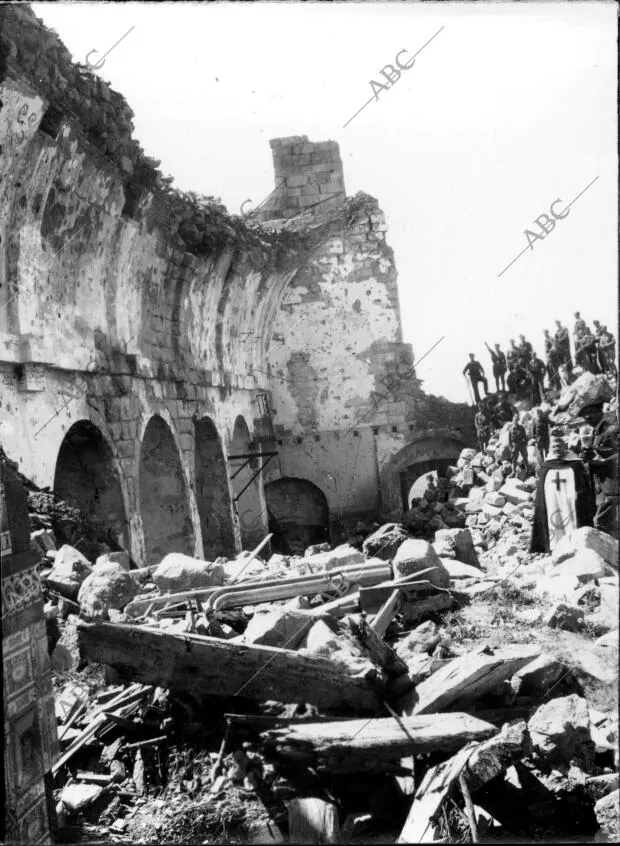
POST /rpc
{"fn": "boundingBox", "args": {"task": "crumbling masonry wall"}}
[0,5,474,565]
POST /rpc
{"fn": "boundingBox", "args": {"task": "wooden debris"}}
[397,743,479,843]
[404,644,540,715]
[459,772,479,842]
[345,615,408,678]
[230,534,274,584]
[261,713,496,775]
[371,588,401,637]
[287,797,341,845]
[77,621,383,712]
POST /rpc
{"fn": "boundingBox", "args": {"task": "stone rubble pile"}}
[39,496,618,843]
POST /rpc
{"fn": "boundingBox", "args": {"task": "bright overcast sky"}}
[31,1,618,403]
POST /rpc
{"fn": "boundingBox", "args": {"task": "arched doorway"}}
[194,417,236,559]
[53,420,129,552]
[264,477,330,555]
[380,431,471,513]
[405,460,455,508]
[229,416,266,548]
[139,416,194,566]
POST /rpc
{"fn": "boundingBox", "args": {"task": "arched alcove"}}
[53,420,129,551]
[229,416,266,548]
[380,430,471,513]
[406,460,455,507]
[264,477,330,555]
[139,415,194,566]
[194,417,236,558]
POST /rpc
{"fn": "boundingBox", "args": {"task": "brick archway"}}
[53,419,130,554]
[264,477,330,555]
[380,429,472,512]
[229,415,266,549]
[139,415,194,566]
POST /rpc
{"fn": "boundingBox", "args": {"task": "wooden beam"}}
[260,713,496,775]
[77,621,383,713]
[370,588,401,638]
[404,645,540,716]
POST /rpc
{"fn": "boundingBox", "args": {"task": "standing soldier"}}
[509,412,529,475]
[532,405,551,462]
[593,320,605,372]
[554,320,572,368]
[517,334,533,365]
[485,342,507,392]
[528,351,547,406]
[506,339,519,370]
[599,326,617,377]
[475,402,492,453]
[578,401,619,539]
[462,353,488,404]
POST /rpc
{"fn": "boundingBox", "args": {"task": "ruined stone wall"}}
[0,5,475,563]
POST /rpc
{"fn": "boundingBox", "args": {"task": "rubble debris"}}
[45,544,93,600]
[528,694,596,771]
[594,788,620,839]
[151,552,225,592]
[392,539,450,587]
[78,558,141,620]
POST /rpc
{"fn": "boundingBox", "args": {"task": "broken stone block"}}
[460,448,477,462]
[305,544,366,573]
[433,528,479,567]
[392,539,450,587]
[552,527,619,570]
[484,492,506,508]
[462,468,475,486]
[483,502,503,519]
[555,549,613,584]
[465,501,483,514]
[528,694,595,770]
[151,553,225,592]
[362,523,410,560]
[499,481,531,505]
[544,602,585,632]
[534,573,580,600]
[46,545,93,600]
[486,476,503,493]
[585,773,619,802]
[441,559,485,580]
[465,514,478,528]
[78,561,141,619]
[395,620,440,658]
[514,653,568,697]
[304,543,330,557]
[95,550,130,571]
[243,608,314,649]
[594,789,619,839]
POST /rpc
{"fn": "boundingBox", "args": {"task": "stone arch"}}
[380,429,472,513]
[194,416,236,559]
[139,415,194,566]
[229,415,266,549]
[53,419,129,552]
[264,477,330,555]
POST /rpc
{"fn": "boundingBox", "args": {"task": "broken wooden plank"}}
[53,713,108,775]
[261,713,496,775]
[345,615,408,678]
[371,588,401,638]
[230,534,274,584]
[404,645,540,716]
[77,621,383,712]
[310,592,360,618]
[287,797,341,845]
[397,743,479,843]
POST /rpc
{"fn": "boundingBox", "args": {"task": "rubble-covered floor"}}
[34,373,619,844]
